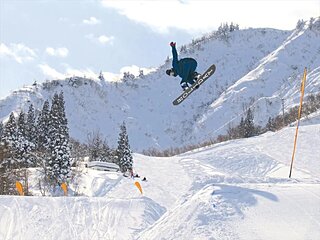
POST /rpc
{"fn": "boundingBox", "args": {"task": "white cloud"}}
[101,0,320,33]
[0,43,37,63]
[86,34,115,45]
[45,47,69,57]
[120,65,155,76]
[100,65,156,82]
[39,63,99,80]
[83,17,101,25]
[65,67,98,79]
[38,64,65,79]
[98,35,114,44]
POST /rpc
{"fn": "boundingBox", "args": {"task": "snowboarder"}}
[166,42,201,90]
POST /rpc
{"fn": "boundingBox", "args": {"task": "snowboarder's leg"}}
[186,62,198,86]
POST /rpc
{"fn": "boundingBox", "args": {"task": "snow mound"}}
[0,196,165,240]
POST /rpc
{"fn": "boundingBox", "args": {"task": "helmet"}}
[166,68,176,76]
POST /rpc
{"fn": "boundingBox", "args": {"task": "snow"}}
[1,19,319,151]
[1,116,319,239]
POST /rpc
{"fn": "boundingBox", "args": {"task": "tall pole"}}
[281,98,285,126]
[289,67,307,178]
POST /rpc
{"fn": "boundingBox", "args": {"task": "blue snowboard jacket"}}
[171,45,197,85]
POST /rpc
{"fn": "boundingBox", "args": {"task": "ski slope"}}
[1,118,320,240]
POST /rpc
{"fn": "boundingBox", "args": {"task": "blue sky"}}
[0,0,319,98]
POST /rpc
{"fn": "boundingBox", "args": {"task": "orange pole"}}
[289,67,307,178]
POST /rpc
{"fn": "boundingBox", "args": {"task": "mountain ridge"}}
[1,18,319,151]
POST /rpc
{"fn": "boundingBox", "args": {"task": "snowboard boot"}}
[193,72,201,81]
[181,83,189,91]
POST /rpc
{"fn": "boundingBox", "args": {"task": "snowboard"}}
[173,64,216,105]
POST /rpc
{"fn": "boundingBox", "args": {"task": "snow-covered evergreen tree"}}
[101,141,113,163]
[116,122,133,173]
[16,111,34,167]
[0,122,3,140]
[37,100,50,151]
[57,92,71,182]
[1,112,25,190]
[2,113,17,146]
[58,92,69,138]
[0,143,16,195]
[47,92,71,185]
[88,132,104,162]
[0,115,17,194]
[88,131,114,162]
[17,111,27,139]
[26,104,37,143]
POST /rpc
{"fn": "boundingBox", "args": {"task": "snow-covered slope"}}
[196,21,320,141]
[1,18,320,151]
[0,113,319,239]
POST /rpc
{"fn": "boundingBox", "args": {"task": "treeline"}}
[266,93,320,131]
[84,122,133,173]
[0,93,133,195]
[179,22,240,54]
[143,92,320,157]
[0,92,70,195]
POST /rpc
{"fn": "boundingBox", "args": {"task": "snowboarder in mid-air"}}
[166,42,201,90]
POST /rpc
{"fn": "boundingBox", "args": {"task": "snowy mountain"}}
[0,111,319,239]
[1,18,320,151]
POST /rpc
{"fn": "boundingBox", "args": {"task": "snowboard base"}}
[173,64,216,105]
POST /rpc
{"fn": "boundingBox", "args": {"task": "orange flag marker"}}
[134,181,143,195]
[16,181,24,196]
[61,183,68,196]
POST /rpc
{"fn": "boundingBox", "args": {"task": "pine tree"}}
[2,112,20,167]
[36,100,52,193]
[88,131,114,163]
[101,140,113,163]
[98,71,105,81]
[266,117,276,132]
[116,122,133,173]
[17,111,27,139]
[57,92,71,182]
[58,92,69,138]
[239,117,246,138]
[244,108,255,138]
[0,143,16,195]
[1,114,18,193]
[26,104,37,143]
[37,100,50,151]
[1,113,24,193]
[16,111,34,167]
[88,132,104,162]
[46,92,71,185]
[3,113,17,146]
[0,122,3,140]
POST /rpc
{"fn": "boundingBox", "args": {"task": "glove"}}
[170,42,176,47]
